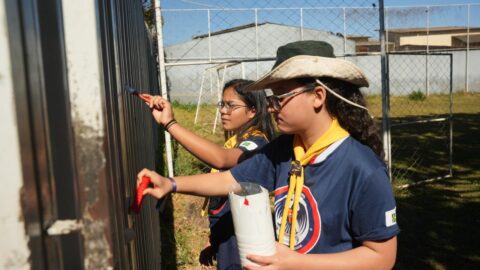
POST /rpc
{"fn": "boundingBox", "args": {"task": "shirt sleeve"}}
[230,139,277,192]
[350,167,400,242]
[237,136,269,152]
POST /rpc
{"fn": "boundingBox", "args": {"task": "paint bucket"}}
[228,182,276,266]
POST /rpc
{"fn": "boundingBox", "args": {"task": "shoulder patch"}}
[385,207,397,227]
[239,141,259,151]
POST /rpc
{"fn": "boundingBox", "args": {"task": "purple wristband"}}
[167,177,177,193]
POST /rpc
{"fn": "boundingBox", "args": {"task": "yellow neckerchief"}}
[278,119,349,249]
[201,129,268,216]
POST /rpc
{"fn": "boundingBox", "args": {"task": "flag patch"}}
[239,141,258,151]
[385,208,397,227]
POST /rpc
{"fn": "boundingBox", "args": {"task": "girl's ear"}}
[313,86,326,109]
[247,107,256,119]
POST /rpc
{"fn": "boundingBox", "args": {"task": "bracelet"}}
[167,177,177,193]
[164,119,177,131]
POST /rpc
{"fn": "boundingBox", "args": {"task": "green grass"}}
[165,92,480,269]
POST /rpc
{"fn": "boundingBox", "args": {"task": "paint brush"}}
[125,85,152,103]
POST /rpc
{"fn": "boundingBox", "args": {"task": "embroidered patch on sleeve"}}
[385,207,397,227]
[239,141,258,151]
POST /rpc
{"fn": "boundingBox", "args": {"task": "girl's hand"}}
[137,169,174,199]
[144,95,175,126]
[243,242,298,270]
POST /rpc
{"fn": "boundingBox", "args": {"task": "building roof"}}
[193,22,269,39]
[387,26,480,33]
[355,40,394,46]
[453,33,480,44]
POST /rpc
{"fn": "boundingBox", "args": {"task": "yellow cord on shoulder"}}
[278,119,349,250]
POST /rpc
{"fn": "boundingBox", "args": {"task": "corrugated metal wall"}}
[4,0,168,268]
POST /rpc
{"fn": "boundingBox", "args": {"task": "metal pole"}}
[465,4,470,93]
[208,9,212,62]
[194,70,206,124]
[426,6,430,96]
[343,7,346,56]
[241,62,245,79]
[385,7,389,52]
[300,8,304,41]
[379,0,392,180]
[255,8,259,79]
[449,53,453,176]
[154,0,174,177]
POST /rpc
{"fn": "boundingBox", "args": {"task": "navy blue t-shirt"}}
[230,135,400,254]
[208,135,269,270]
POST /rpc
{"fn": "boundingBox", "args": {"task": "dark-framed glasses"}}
[266,86,314,111]
[217,101,249,113]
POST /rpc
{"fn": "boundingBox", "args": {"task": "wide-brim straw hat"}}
[247,55,370,90]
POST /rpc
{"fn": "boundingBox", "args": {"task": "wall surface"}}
[0,2,30,269]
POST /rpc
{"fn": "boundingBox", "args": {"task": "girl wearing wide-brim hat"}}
[138,42,400,269]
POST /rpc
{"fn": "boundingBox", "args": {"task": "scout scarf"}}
[278,118,349,249]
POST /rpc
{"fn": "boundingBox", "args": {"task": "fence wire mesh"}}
[157,1,478,183]
[388,53,453,186]
[159,0,382,175]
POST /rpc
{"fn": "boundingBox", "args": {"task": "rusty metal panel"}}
[7,0,166,268]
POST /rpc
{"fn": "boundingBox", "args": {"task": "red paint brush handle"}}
[136,93,152,103]
[130,176,152,213]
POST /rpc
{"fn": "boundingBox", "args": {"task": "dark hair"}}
[297,77,384,159]
[223,79,275,142]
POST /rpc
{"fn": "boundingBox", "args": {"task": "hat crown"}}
[273,40,334,68]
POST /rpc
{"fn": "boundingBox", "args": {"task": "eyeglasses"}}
[266,86,314,112]
[217,101,249,113]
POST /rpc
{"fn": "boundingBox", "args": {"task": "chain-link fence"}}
[385,4,480,93]
[157,1,479,184]
[160,1,381,136]
[387,52,453,187]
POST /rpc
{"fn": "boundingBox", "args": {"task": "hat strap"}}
[315,79,369,112]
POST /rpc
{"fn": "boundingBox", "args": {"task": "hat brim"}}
[247,55,369,90]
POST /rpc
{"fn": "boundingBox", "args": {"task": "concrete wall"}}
[166,23,355,61]
[0,2,30,269]
[165,22,479,103]
[165,49,479,103]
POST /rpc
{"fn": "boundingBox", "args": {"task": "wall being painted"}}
[0,2,30,269]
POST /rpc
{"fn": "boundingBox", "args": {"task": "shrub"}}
[408,90,426,101]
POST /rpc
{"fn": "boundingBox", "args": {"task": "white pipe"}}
[343,7,346,57]
[154,0,174,177]
[300,8,304,41]
[195,70,206,124]
[255,8,259,79]
[426,6,430,97]
[465,4,470,93]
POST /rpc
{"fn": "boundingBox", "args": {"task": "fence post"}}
[465,4,470,93]
[255,8,259,79]
[343,7,346,56]
[154,0,174,177]
[379,0,392,179]
[426,6,430,97]
[300,8,304,41]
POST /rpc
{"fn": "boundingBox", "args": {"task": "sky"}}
[158,0,480,45]
[386,0,479,6]
[160,0,480,9]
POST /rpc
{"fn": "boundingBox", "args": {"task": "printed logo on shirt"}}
[274,185,321,254]
[385,207,397,227]
[239,141,258,151]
